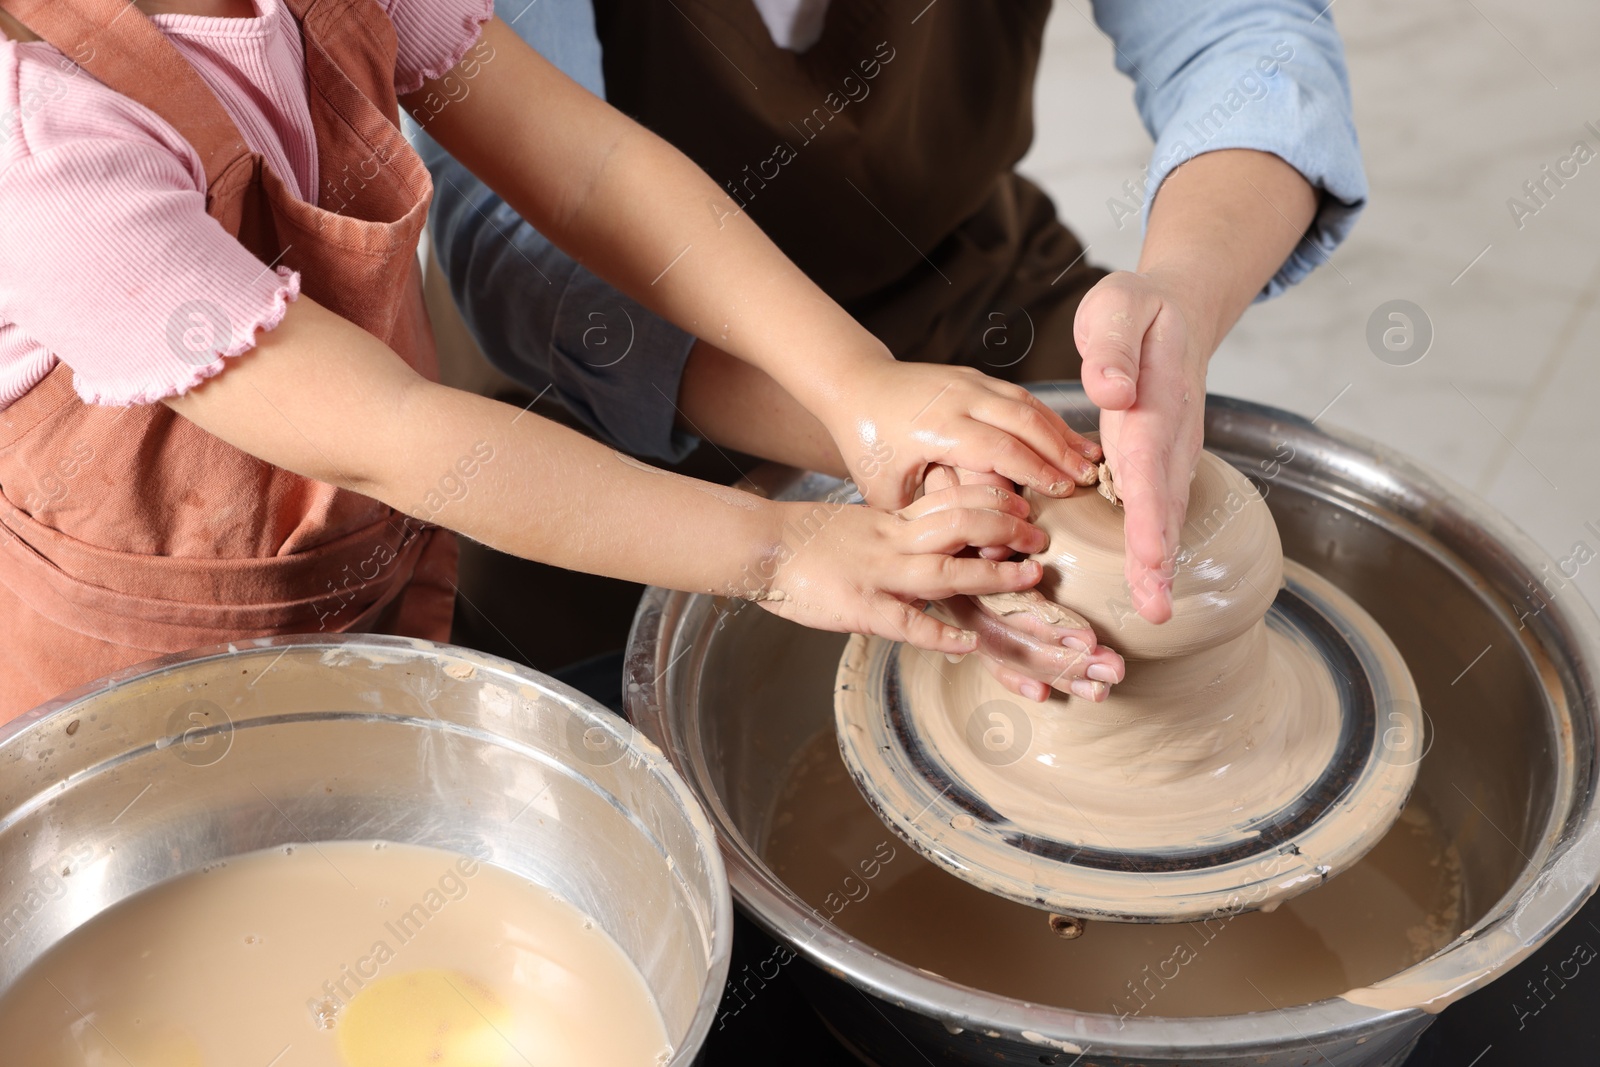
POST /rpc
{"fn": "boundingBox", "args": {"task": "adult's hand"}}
[935,591,1125,703]
[921,465,1126,701]
[1075,269,1207,624]
[1073,149,1320,623]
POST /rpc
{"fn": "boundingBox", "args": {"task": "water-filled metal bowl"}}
[626,385,1600,1066]
[0,634,732,1065]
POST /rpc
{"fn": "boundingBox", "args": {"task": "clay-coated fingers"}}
[946,469,1025,559]
[955,597,1125,691]
[976,654,1112,704]
[971,590,1102,654]
[1153,443,1196,608]
[1102,436,1174,623]
[935,596,1124,697]
[943,423,1084,499]
[1102,369,1204,626]
[897,483,1029,522]
[1124,541,1175,625]
[895,556,1042,601]
[977,654,1053,703]
[877,597,978,655]
[1106,442,1171,569]
[899,507,1046,557]
[971,390,1101,483]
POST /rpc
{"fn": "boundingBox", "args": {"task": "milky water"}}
[0,840,672,1066]
[765,729,1464,1018]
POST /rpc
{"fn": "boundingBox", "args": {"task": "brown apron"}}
[0,0,457,720]
[591,0,1100,381]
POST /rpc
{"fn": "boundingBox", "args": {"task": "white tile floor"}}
[1020,0,1600,611]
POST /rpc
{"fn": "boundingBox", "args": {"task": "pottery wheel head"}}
[834,452,1424,923]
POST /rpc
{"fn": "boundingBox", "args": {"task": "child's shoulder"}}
[0,40,200,183]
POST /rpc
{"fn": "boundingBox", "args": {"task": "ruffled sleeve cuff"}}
[384,0,496,96]
[72,267,302,406]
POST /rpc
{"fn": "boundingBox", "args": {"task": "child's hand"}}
[934,592,1125,703]
[821,361,1102,511]
[922,463,1025,561]
[754,484,1048,654]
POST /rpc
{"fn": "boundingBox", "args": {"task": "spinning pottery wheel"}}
[835,450,1424,924]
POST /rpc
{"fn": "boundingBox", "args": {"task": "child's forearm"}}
[166,298,787,596]
[407,19,884,422]
[392,383,792,595]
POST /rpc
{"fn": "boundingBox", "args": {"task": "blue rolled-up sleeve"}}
[1091,0,1368,299]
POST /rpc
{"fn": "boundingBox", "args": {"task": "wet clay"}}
[923,453,1331,845]
[1023,449,1286,658]
[766,729,1464,1017]
[839,449,1421,918]
[906,611,1345,853]
[0,841,672,1066]
[1095,461,1119,506]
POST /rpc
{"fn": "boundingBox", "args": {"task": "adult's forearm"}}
[1073,148,1317,623]
[1136,148,1318,355]
[677,340,848,476]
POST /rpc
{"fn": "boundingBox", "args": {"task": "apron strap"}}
[0,0,254,191]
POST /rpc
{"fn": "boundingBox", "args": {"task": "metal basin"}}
[0,634,732,1065]
[625,384,1600,1066]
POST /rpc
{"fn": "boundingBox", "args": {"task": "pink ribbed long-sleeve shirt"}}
[0,0,492,410]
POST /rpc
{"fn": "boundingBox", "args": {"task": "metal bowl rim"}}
[3,632,735,1067]
[626,384,1600,1054]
